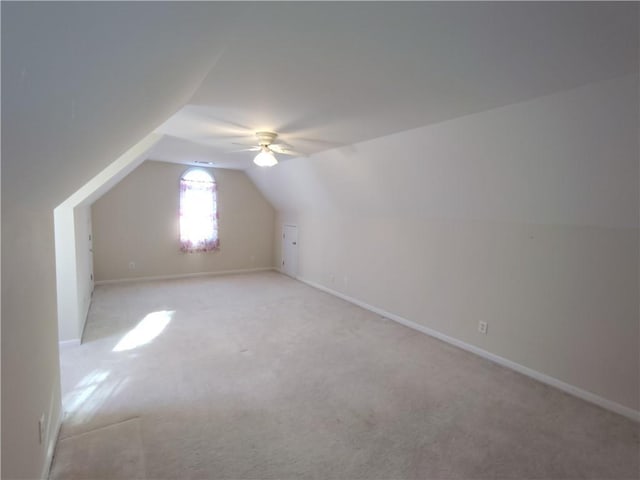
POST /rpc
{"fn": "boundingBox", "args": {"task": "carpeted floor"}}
[53,272,639,479]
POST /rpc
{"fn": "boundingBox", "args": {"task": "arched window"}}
[179,169,219,253]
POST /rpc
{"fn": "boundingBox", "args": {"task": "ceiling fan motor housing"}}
[256,131,278,146]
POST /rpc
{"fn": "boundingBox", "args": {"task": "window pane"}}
[179,170,219,253]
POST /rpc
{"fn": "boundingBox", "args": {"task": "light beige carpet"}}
[50,418,146,479]
[54,272,639,479]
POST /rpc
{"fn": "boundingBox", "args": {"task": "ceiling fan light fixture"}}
[254,147,278,167]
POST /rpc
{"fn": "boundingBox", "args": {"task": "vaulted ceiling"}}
[4,2,638,186]
[150,2,639,169]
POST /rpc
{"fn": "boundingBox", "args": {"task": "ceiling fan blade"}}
[268,143,287,152]
[228,147,261,153]
[290,137,346,147]
[281,151,308,157]
[269,144,308,157]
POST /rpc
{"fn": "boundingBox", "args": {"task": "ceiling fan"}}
[232,131,306,167]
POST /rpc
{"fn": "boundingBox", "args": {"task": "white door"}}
[281,225,298,278]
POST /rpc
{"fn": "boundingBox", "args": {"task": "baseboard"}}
[58,338,81,349]
[41,407,63,480]
[94,267,274,286]
[296,276,640,423]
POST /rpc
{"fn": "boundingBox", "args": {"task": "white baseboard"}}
[58,339,81,349]
[296,276,640,423]
[94,267,274,286]
[41,408,63,480]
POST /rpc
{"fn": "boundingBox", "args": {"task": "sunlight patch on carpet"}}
[113,310,174,352]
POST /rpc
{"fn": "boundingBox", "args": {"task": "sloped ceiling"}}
[152,2,639,170]
[2,2,242,206]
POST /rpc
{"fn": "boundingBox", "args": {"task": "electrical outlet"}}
[128,261,136,270]
[38,413,46,444]
[478,321,488,334]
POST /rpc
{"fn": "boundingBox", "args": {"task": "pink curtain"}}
[179,176,219,253]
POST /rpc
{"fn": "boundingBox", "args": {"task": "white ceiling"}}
[151,2,639,170]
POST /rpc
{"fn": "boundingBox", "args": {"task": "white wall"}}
[249,74,640,413]
[91,161,275,282]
